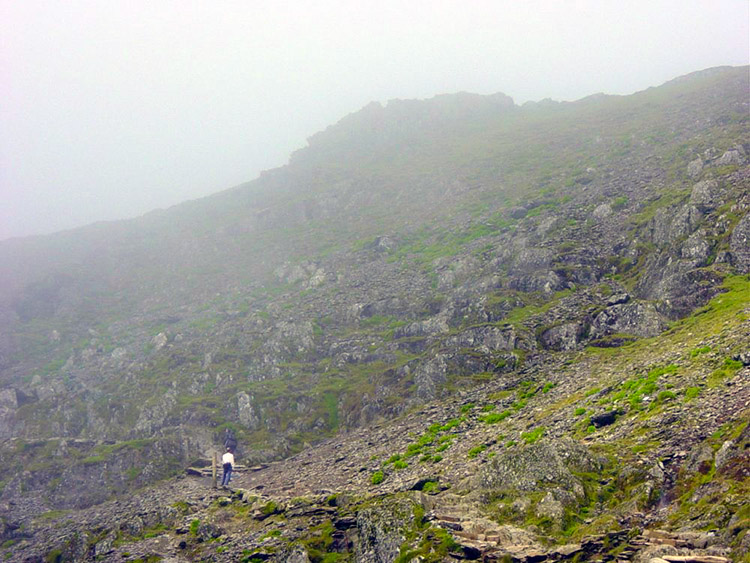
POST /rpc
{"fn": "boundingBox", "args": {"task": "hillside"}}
[0,65,749,562]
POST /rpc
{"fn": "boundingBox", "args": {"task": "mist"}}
[1,0,748,241]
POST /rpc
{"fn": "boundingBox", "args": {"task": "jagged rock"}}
[111,347,127,359]
[412,352,501,399]
[590,410,619,428]
[478,439,602,499]
[683,443,714,475]
[607,292,630,305]
[508,271,564,293]
[681,231,711,263]
[268,320,316,355]
[446,325,519,352]
[196,521,223,542]
[714,423,750,479]
[538,322,586,351]
[550,543,583,558]
[714,440,734,472]
[0,519,26,543]
[394,316,450,338]
[690,180,720,212]
[661,556,731,562]
[0,388,18,411]
[151,332,168,351]
[715,147,745,166]
[237,392,261,429]
[673,204,704,239]
[590,301,665,339]
[678,531,717,549]
[593,203,613,219]
[356,497,417,563]
[134,388,178,435]
[535,490,565,522]
[729,212,750,273]
[93,531,117,557]
[638,264,724,319]
[334,516,357,530]
[649,208,673,247]
[370,236,395,252]
[649,204,704,248]
[510,248,553,274]
[413,355,450,399]
[687,157,704,178]
[283,546,311,563]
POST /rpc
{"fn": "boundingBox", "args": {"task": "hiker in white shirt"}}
[221,447,234,487]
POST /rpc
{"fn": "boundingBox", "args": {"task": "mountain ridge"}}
[0,65,748,562]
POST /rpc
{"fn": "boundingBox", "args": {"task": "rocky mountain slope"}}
[0,65,748,562]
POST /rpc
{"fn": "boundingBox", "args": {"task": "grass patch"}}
[521,426,545,444]
[708,357,744,387]
[480,410,511,424]
[684,386,702,401]
[690,345,711,357]
[468,444,488,458]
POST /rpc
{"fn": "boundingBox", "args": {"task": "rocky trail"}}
[8,346,746,562]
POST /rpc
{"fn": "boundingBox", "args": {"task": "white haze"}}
[1,0,748,241]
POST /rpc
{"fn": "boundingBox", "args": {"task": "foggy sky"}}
[1,1,748,241]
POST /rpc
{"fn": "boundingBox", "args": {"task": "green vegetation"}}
[35,510,71,523]
[708,357,744,386]
[460,403,475,413]
[497,290,573,328]
[299,520,341,563]
[438,418,461,432]
[690,345,711,357]
[371,471,385,485]
[605,364,677,411]
[611,196,628,211]
[260,529,282,540]
[480,410,511,424]
[421,480,439,494]
[520,426,545,444]
[142,523,167,539]
[511,380,539,411]
[382,419,462,472]
[468,444,488,458]
[261,501,279,515]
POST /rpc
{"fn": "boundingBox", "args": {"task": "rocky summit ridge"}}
[0,65,749,562]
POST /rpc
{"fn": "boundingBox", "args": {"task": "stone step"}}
[185,463,251,477]
[661,556,730,563]
[644,529,677,540]
[435,513,463,523]
[437,520,463,532]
